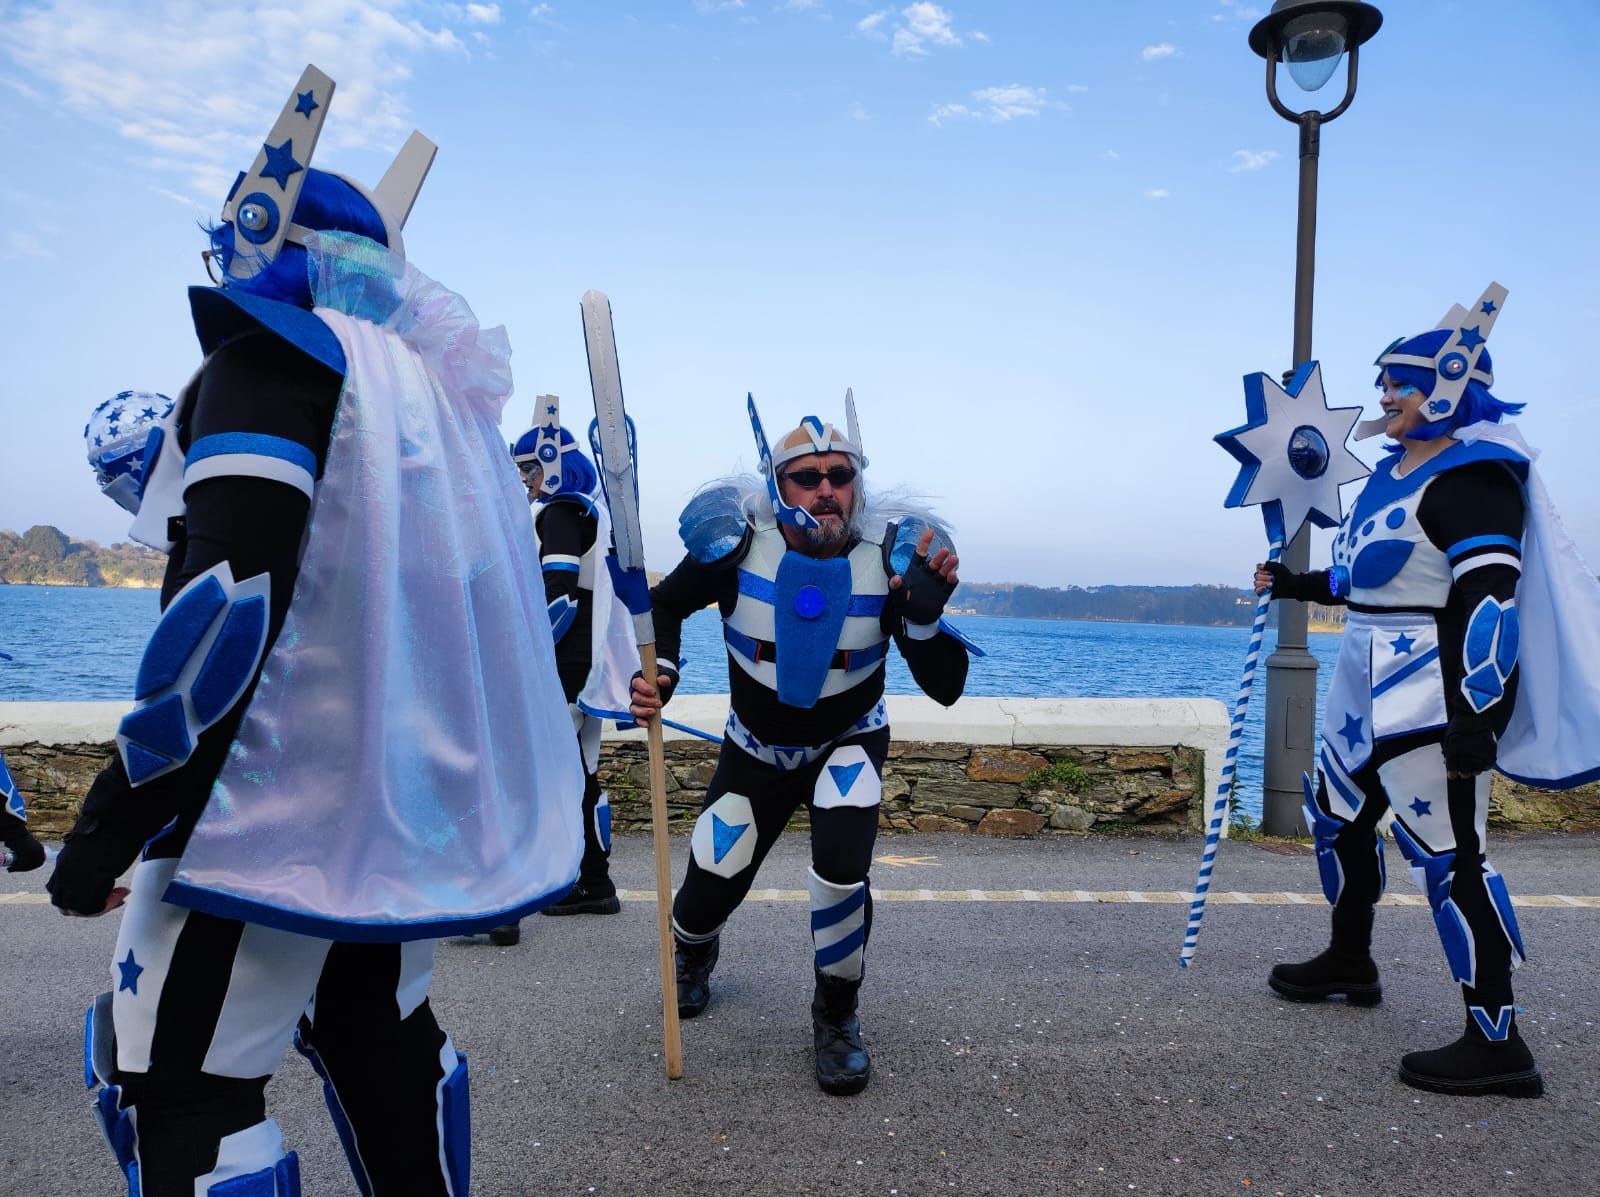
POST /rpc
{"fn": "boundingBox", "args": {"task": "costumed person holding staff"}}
[629,391,978,1095]
[1256,283,1600,1097]
[52,67,581,1196]
[493,397,637,946]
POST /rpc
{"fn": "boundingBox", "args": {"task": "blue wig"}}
[1375,328,1524,443]
[206,169,388,309]
[511,425,600,498]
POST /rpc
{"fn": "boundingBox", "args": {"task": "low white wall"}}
[0,697,1229,812]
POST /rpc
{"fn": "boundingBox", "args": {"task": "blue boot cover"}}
[84,992,140,1195]
[292,1029,373,1196]
[1391,820,1476,986]
[595,791,612,855]
[116,562,270,786]
[1483,862,1528,968]
[1302,772,1346,906]
[194,1120,300,1196]
[809,868,867,981]
[436,1042,470,1197]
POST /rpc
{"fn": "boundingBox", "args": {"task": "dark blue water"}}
[0,584,1341,822]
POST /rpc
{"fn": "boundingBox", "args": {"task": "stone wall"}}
[6,698,1597,839]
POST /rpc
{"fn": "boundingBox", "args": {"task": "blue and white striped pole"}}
[1178,537,1284,968]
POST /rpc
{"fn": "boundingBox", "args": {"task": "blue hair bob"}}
[206,169,388,309]
[1375,328,1524,443]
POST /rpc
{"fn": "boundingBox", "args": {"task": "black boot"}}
[812,971,871,1096]
[1268,947,1382,1005]
[1400,1018,1543,1098]
[488,922,521,946]
[674,934,719,1019]
[542,877,621,916]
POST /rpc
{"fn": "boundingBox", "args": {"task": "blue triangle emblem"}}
[712,813,750,864]
[828,762,866,797]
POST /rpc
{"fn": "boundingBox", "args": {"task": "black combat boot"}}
[812,971,871,1096]
[1400,1016,1543,1097]
[1269,903,1381,1005]
[542,877,621,916]
[674,934,719,1019]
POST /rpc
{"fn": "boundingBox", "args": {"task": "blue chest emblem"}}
[774,553,852,708]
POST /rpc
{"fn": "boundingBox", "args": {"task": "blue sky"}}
[2,0,1597,588]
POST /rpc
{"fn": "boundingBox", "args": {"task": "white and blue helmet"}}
[85,391,175,514]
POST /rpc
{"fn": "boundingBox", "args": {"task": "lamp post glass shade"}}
[1249,1,1382,90]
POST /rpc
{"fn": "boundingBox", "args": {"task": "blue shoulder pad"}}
[937,617,984,657]
[116,563,271,786]
[885,517,957,578]
[541,491,597,519]
[679,485,752,567]
[189,286,346,376]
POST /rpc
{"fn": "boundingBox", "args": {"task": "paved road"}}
[4,830,1598,1197]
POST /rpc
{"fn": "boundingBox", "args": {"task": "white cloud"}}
[1214,0,1262,20]
[778,0,822,9]
[0,1,474,206]
[464,2,501,22]
[857,10,889,37]
[1141,42,1179,61]
[694,0,746,10]
[1143,188,1170,199]
[1066,83,1088,94]
[891,2,963,55]
[929,84,1064,125]
[1228,148,1278,173]
[849,101,870,120]
[1103,148,1120,160]
[4,230,53,259]
[530,2,554,15]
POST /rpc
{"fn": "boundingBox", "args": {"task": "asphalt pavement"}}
[3,829,1598,1197]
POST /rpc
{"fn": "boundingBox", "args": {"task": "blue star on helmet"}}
[1456,325,1487,352]
[1338,713,1365,752]
[140,406,157,420]
[294,89,319,117]
[541,423,559,437]
[1389,633,1416,656]
[259,138,304,190]
[545,404,558,416]
[1215,361,1370,547]
[1409,797,1432,818]
[117,949,144,994]
[1481,300,1497,315]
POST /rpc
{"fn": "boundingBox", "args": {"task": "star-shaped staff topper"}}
[1215,360,1369,547]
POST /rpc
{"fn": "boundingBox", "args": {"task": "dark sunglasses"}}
[780,465,857,490]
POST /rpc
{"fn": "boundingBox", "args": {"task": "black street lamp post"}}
[1247,0,1383,836]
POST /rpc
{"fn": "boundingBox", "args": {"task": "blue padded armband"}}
[548,595,577,643]
[117,563,271,786]
[679,484,752,567]
[1460,595,1518,714]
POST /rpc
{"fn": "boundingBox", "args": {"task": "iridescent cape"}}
[166,233,583,940]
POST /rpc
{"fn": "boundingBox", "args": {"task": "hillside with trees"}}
[0,526,165,588]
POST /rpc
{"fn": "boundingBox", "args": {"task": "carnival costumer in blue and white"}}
[495,396,639,943]
[1259,283,1600,1098]
[51,66,581,1197]
[629,390,979,1096]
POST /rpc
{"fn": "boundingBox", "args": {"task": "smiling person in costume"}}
[53,67,581,1195]
[1256,283,1600,1098]
[629,391,980,1095]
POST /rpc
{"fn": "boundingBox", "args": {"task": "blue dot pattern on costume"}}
[1386,508,1406,530]
[795,584,826,620]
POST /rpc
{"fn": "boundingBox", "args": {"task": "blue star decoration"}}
[1410,797,1432,818]
[545,403,558,416]
[259,138,304,190]
[1456,325,1487,352]
[1215,360,1370,546]
[117,949,144,994]
[1481,300,1497,315]
[540,423,559,437]
[1390,633,1416,656]
[140,406,157,420]
[294,89,319,117]
[1338,713,1366,752]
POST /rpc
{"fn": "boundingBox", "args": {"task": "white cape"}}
[1459,423,1600,789]
[167,233,583,939]
[576,498,642,722]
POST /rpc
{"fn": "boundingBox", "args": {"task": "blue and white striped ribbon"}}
[1179,537,1283,968]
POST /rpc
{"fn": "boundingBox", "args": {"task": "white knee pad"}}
[691,792,758,880]
[812,743,880,810]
